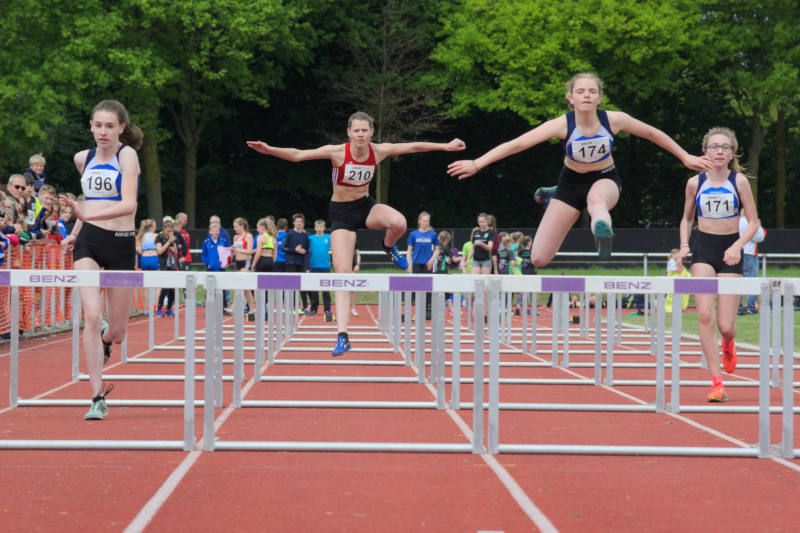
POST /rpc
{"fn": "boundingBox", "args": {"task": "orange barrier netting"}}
[0,241,145,336]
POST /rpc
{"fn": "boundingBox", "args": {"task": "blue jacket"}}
[201,235,223,271]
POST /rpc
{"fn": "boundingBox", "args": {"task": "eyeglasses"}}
[11,185,24,190]
[706,144,732,152]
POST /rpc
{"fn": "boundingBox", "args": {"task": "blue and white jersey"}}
[695,171,740,219]
[81,146,127,201]
[563,110,614,164]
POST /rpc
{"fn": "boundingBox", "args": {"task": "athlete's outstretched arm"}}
[447,117,565,180]
[246,141,341,163]
[374,138,466,160]
[611,112,712,172]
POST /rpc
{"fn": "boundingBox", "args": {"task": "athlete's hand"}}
[683,154,713,172]
[445,138,466,152]
[723,242,743,266]
[60,234,76,252]
[447,159,480,180]
[246,141,271,155]
[60,194,85,221]
[676,245,690,262]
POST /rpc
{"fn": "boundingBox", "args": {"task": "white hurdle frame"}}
[2,271,797,457]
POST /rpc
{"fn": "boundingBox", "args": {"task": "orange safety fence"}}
[0,241,147,337]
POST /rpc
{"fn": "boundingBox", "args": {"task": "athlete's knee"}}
[531,251,552,268]
[718,322,736,340]
[385,214,407,233]
[696,308,714,326]
[82,307,102,328]
[106,323,127,343]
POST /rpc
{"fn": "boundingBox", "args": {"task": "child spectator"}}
[308,219,333,321]
[23,153,47,192]
[274,217,288,272]
[664,247,691,313]
[461,226,478,274]
[202,222,225,272]
[737,215,766,315]
[433,230,461,313]
[406,211,439,274]
[497,235,516,275]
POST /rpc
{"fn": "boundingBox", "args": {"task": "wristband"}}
[680,242,689,248]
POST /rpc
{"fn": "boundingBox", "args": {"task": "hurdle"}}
[2,270,797,458]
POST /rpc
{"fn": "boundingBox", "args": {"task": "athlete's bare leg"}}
[365,203,407,248]
[530,199,580,267]
[585,179,620,233]
[330,229,357,334]
[691,263,722,377]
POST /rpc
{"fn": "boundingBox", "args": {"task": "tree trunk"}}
[746,112,765,206]
[375,157,391,205]
[140,134,163,222]
[183,140,198,228]
[775,107,786,228]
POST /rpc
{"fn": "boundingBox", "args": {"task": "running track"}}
[1,303,799,532]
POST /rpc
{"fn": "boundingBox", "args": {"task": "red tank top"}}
[331,143,377,187]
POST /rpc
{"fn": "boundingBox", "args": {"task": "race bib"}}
[570,137,611,163]
[82,167,119,198]
[341,163,375,186]
[699,192,736,219]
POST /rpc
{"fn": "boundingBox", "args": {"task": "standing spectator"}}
[5,174,27,222]
[29,184,57,240]
[136,219,159,315]
[737,215,765,315]
[488,214,500,274]
[174,212,192,271]
[232,217,255,314]
[433,230,461,314]
[308,219,333,321]
[23,154,47,192]
[406,211,439,318]
[497,235,516,275]
[466,214,496,275]
[251,217,277,272]
[273,217,288,272]
[461,227,477,274]
[664,248,691,314]
[209,215,231,247]
[406,211,439,274]
[155,217,179,317]
[202,222,225,273]
[283,213,310,313]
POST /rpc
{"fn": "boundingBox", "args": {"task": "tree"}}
[322,0,452,205]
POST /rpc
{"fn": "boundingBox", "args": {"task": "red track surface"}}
[1,304,799,532]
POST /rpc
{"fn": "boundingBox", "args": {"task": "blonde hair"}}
[438,230,451,244]
[209,222,220,230]
[565,72,604,108]
[38,184,56,196]
[233,217,249,232]
[28,153,46,166]
[501,235,513,246]
[136,218,155,244]
[511,231,523,242]
[701,127,748,175]
[257,217,277,238]
[348,111,374,130]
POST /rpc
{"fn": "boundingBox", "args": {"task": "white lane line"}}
[366,305,558,533]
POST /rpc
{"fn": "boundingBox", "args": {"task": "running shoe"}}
[350,308,359,317]
[382,242,408,269]
[324,311,334,322]
[165,309,175,317]
[331,335,351,357]
[156,308,165,317]
[293,309,307,315]
[84,384,113,420]
[84,398,108,420]
[706,384,728,402]
[101,322,112,365]
[592,220,614,259]
[722,340,737,373]
[534,185,556,206]
[306,308,317,316]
